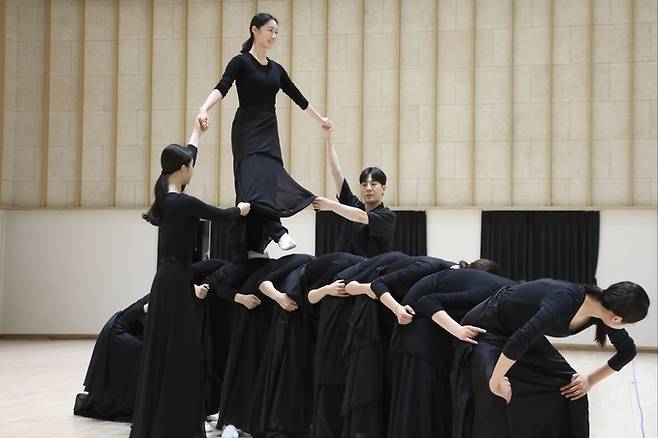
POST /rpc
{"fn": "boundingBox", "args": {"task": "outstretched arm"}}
[196,90,222,130]
[312,196,369,224]
[324,130,345,196]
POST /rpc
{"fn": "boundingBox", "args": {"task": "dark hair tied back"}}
[142,144,194,226]
[241,13,278,53]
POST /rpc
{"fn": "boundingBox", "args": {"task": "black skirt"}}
[130,261,205,438]
[232,106,315,218]
[388,316,454,438]
[218,298,275,431]
[341,296,389,438]
[312,296,354,438]
[451,295,590,438]
[75,310,142,422]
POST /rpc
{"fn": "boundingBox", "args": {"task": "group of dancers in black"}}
[74,13,650,438]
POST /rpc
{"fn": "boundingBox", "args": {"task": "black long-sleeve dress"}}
[75,294,149,422]
[198,259,274,419]
[341,256,454,438]
[310,251,404,438]
[387,268,515,438]
[74,260,226,422]
[452,278,637,438]
[218,254,314,433]
[249,253,363,438]
[215,52,316,255]
[130,145,242,438]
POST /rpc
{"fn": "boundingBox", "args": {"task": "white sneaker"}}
[247,250,269,259]
[221,424,239,438]
[206,413,219,423]
[205,422,216,433]
[277,233,297,251]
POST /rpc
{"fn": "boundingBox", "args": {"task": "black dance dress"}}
[451,279,637,438]
[310,252,403,438]
[341,256,454,438]
[249,253,363,438]
[75,260,226,422]
[75,295,149,421]
[387,268,515,438]
[215,52,316,254]
[130,145,243,438]
[218,254,314,433]
[200,259,271,418]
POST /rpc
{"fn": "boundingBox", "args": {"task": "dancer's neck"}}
[250,46,268,63]
[168,183,182,194]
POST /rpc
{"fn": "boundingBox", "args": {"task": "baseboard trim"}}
[0,335,656,352]
[0,334,97,340]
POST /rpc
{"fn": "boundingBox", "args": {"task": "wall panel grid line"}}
[432,0,439,207]
[41,0,53,207]
[548,0,554,206]
[395,0,401,206]
[216,0,224,206]
[587,0,593,207]
[145,0,154,207]
[111,0,120,207]
[322,0,329,198]
[183,0,189,145]
[359,0,365,173]
[0,1,5,197]
[470,0,477,206]
[509,0,515,206]
[628,0,636,206]
[76,0,86,207]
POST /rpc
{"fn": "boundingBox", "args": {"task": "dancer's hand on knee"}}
[235,293,261,310]
[489,376,512,404]
[454,325,486,344]
[326,280,348,298]
[276,293,299,312]
[195,283,209,299]
[237,202,251,216]
[395,305,415,325]
[560,373,591,401]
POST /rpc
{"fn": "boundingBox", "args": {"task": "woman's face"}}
[252,19,279,50]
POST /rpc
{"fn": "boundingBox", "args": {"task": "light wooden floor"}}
[0,340,655,438]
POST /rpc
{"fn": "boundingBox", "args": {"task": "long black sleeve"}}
[279,64,309,109]
[214,55,244,98]
[502,292,578,361]
[370,259,454,299]
[606,328,637,371]
[180,195,241,221]
[416,288,497,317]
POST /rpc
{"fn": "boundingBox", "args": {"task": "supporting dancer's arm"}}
[324,130,346,196]
[307,279,348,304]
[312,196,369,224]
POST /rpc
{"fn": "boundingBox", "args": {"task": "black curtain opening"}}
[314,210,427,257]
[481,211,600,284]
